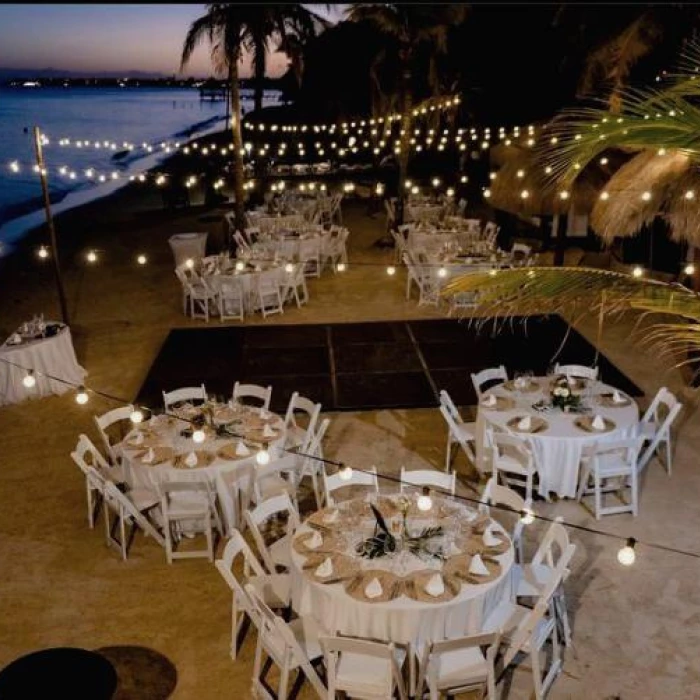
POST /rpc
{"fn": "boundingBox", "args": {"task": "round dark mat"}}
[0,647,117,699]
[95,646,177,700]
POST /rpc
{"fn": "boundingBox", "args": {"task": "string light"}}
[632,266,644,278]
[129,409,144,424]
[256,447,271,465]
[685,190,695,200]
[520,507,535,525]
[136,254,147,265]
[617,538,637,566]
[336,263,347,272]
[684,263,696,275]
[22,371,36,388]
[37,245,49,260]
[417,486,433,511]
[185,258,195,270]
[338,464,353,481]
[438,267,448,278]
[600,191,610,201]
[386,266,396,276]
[192,429,206,444]
[75,386,89,405]
[86,250,98,263]
[641,191,652,201]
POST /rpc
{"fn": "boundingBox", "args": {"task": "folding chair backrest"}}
[216,463,254,537]
[530,518,576,577]
[160,480,212,518]
[72,433,111,476]
[471,366,508,396]
[162,384,207,410]
[232,382,272,410]
[400,467,455,495]
[244,493,300,571]
[323,466,379,506]
[94,405,134,457]
[643,387,682,426]
[217,528,266,582]
[479,477,528,516]
[491,432,533,465]
[439,389,462,424]
[284,391,321,436]
[103,481,165,546]
[554,363,599,380]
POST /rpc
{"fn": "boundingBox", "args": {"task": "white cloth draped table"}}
[476,376,639,498]
[0,324,86,406]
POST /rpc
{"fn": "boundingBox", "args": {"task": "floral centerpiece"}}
[550,377,583,412]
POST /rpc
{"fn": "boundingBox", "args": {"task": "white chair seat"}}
[497,451,531,475]
[270,533,292,569]
[513,562,553,598]
[257,475,296,501]
[285,424,306,448]
[482,600,529,637]
[248,573,291,609]
[454,422,476,441]
[336,647,406,696]
[283,616,323,663]
[129,488,160,512]
[431,647,489,690]
[638,421,657,439]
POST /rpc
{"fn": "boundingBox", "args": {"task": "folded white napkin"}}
[566,374,576,386]
[612,390,625,404]
[425,573,445,597]
[185,451,198,468]
[482,526,501,547]
[592,414,606,430]
[469,554,489,576]
[262,424,276,438]
[323,509,339,524]
[315,557,333,578]
[306,530,323,550]
[447,541,462,556]
[365,577,383,599]
[514,377,526,389]
[517,415,533,431]
[9,333,22,344]
[235,441,250,457]
[259,408,270,419]
[142,447,155,464]
[483,394,497,407]
[132,431,144,445]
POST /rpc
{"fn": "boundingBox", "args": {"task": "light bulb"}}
[136,254,147,265]
[685,190,695,200]
[185,258,195,269]
[432,177,440,187]
[235,261,245,272]
[284,263,294,273]
[641,191,652,201]
[387,266,396,276]
[520,190,530,199]
[516,169,525,179]
[559,191,569,200]
[600,191,610,201]
[617,538,637,566]
[438,267,447,278]
[337,263,346,272]
[483,189,491,198]
[632,266,644,278]
[338,465,353,481]
[85,250,97,263]
[130,409,144,424]
[256,448,270,465]
[75,386,89,405]
[192,429,206,444]
[23,371,36,388]
[37,246,49,259]
[520,508,535,525]
[684,263,695,275]
[417,487,433,512]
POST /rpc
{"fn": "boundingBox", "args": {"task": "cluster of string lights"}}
[7,345,700,569]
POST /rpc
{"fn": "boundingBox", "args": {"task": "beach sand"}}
[0,142,699,698]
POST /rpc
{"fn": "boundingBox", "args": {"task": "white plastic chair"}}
[215,463,254,537]
[232,381,271,410]
[159,481,216,564]
[283,391,321,450]
[217,275,245,321]
[323,465,379,506]
[400,467,456,496]
[252,456,300,511]
[295,417,331,510]
[577,437,643,519]
[299,238,322,278]
[247,583,326,700]
[322,636,407,700]
[256,269,285,318]
[478,477,530,563]
[93,405,134,470]
[215,530,290,661]
[471,366,508,398]
[102,480,164,561]
[637,387,682,475]
[282,264,309,308]
[553,363,599,381]
[439,389,477,470]
[244,493,300,574]
[175,265,217,321]
[488,430,538,502]
[162,384,207,412]
[415,632,501,700]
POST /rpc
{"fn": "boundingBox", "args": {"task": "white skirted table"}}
[290,494,514,646]
[169,232,208,267]
[476,375,639,498]
[0,323,86,406]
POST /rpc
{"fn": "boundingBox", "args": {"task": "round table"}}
[0,323,86,406]
[290,494,514,646]
[119,402,286,534]
[0,647,117,699]
[476,375,639,498]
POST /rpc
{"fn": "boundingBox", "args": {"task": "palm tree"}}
[347,4,468,226]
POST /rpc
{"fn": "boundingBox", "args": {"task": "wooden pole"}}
[33,126,70,325]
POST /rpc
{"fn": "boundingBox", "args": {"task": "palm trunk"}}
[254,46,265,113]
[229,62,246,243]
[396,65,413,228]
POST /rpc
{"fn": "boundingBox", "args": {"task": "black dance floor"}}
[135,316,643,413]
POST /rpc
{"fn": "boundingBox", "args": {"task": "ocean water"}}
[0,86,279,254]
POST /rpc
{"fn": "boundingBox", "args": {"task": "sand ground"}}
[0,187,699,699]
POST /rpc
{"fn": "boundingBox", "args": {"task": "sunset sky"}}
[0,4,346,78]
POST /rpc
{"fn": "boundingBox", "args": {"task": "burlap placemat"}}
[216,442,254,460]
[503,379,539,393]
[172,450,216,469]
[480,395,516,411]
[406,570,461,603]
[124,433,162,450]
[574,415,616,433]
[345,569,402,603]
[444,553,502,584]
[597,393,632,408]
[460,529,511,556]
[302,553,357,583]
[133,446,174,466]
[306,507,348,531]
[293,530,342,555]
[506,415,549,434]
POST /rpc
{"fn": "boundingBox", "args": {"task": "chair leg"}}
[665,436,672,476]
[594,470,602,520]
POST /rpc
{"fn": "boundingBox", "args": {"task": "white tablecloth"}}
[0,325,86,406]
[169,232,208,267]
[476,377,639,498]
[204,264,288,313]
[290,497,514,646]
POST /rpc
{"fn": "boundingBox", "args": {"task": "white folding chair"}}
[439,389,477,470]
[299,238,322,278]
[256,269,285,318]
[400,467,456,496]
[322,636,408,700]
[283,391,321,450]
[577,437,643,519]
[514,518,577,648]
[252,456,300,511]
[415,632,501,700]
[232,381,272,410]
[233,230,251,252]
[215,530,290,661]
[247,583,326,700]
[215,463,254,537]
[403,252,422,301]
[478,477,531,564]
[93,405,134,470]
[392,229,407,264]
[244,493,300,574]
[488,430,538,502]
[323,465,379,506]
[553,363,599,381]
[471,366,508,398]
[159,481,216,563]
[295,417,331,510]
[162,384,207,412]
[179,266,217,322]
[102,480,164,561]
[282,264,309,308]
[217,275,245,321]
[637,387,682,475]
[71,434,122,528]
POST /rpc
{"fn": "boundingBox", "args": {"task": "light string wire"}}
[3,350,700,563]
